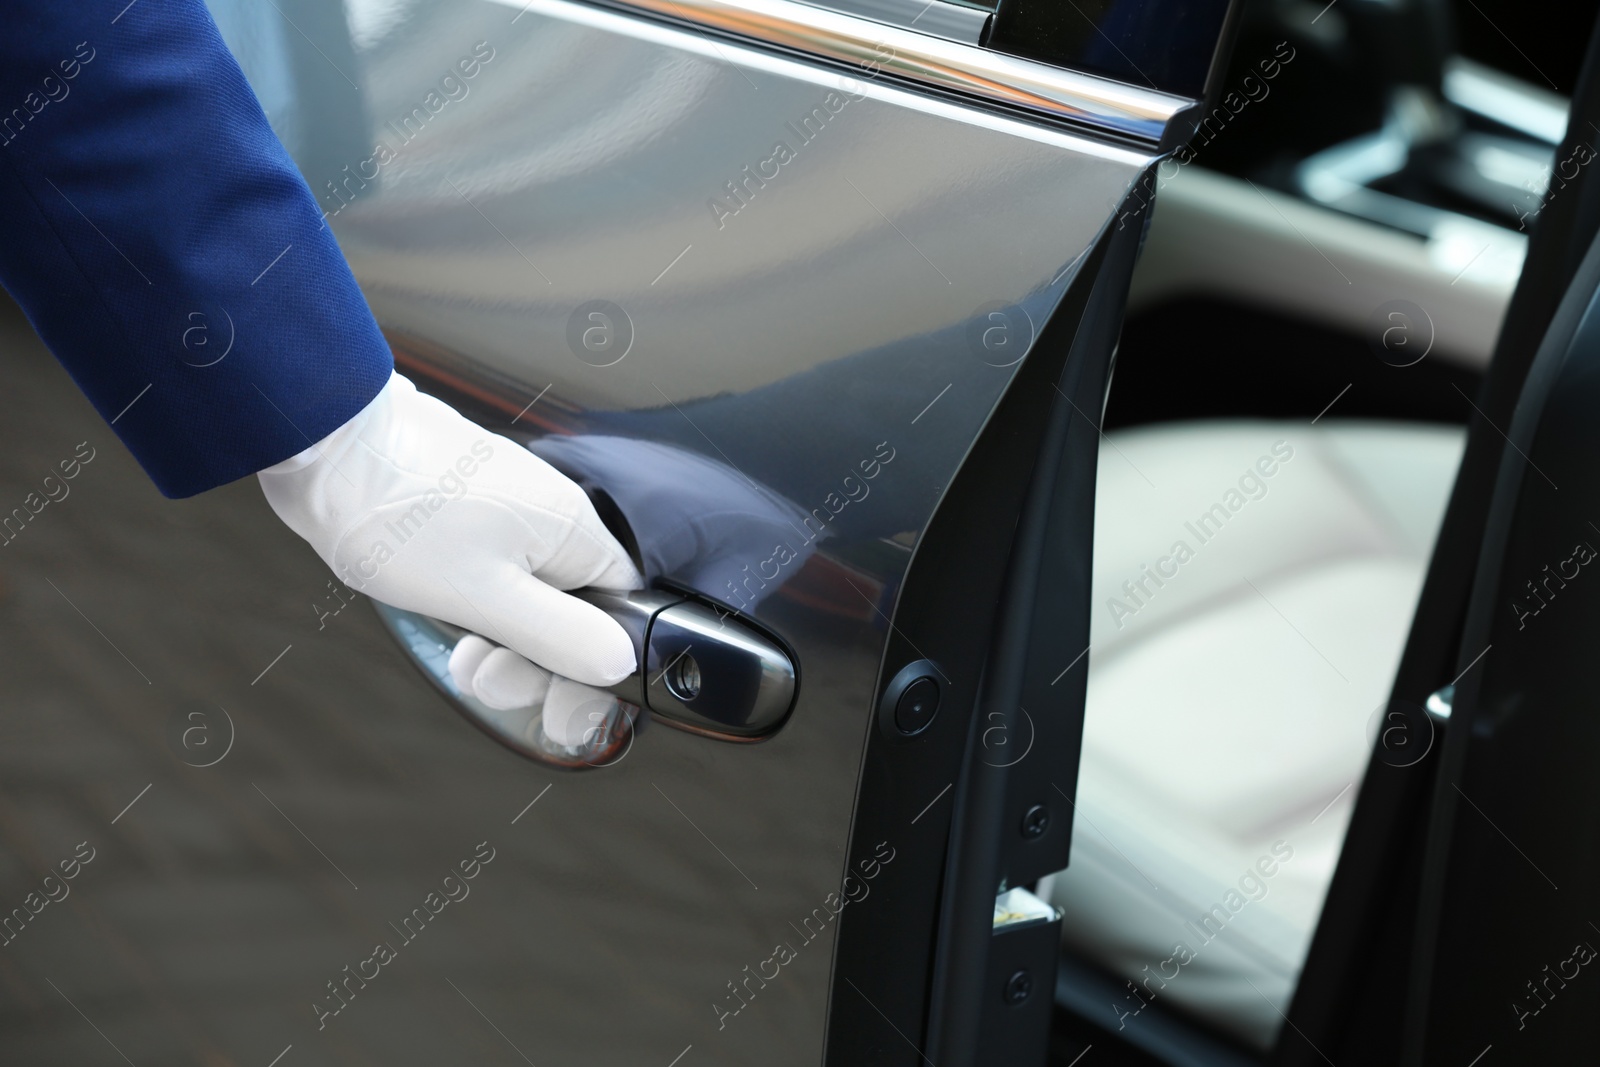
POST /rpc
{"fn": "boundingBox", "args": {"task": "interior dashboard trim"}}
[489,0,1197,146]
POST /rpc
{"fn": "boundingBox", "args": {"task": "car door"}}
[0,1,1235,1065]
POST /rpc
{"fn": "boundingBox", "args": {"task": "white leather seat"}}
[1047,419,1465,1050]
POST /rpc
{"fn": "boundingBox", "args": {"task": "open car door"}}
[297,0,1230,1063]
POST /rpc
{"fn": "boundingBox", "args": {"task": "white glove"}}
[258,371,643,729]
[443,633,622,747]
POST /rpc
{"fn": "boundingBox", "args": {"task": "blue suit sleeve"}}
[0,1,392,498]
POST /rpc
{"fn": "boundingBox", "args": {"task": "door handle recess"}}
[375,588,797,765]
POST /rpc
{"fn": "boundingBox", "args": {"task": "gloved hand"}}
[258,371,643,739]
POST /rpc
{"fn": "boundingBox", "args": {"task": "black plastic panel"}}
[1406,232,1600,1063]
[823,225,1117,1067]
[1283,15,1600,1062]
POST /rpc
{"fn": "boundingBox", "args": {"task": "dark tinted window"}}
[988,0,1234,98]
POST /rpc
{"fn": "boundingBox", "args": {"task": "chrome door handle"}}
[570,589,798,740]
[375,588,797,766]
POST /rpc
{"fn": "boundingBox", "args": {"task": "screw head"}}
[878,660,945,742]
[893,676,940,735]
[1003,969,1032,1005]
[1021,804,1050,839]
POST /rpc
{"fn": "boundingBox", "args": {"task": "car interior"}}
[1039,0,1590,1061]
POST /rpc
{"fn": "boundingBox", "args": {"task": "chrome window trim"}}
[506,0,1198,145]
[799,0,990,46]
[488,0,1166,161]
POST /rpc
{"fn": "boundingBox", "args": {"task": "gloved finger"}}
[471,646,552,711]
[464,565,638,688]
[447,633,496,694]
[523,491,644,594]
[542,676,622,748]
